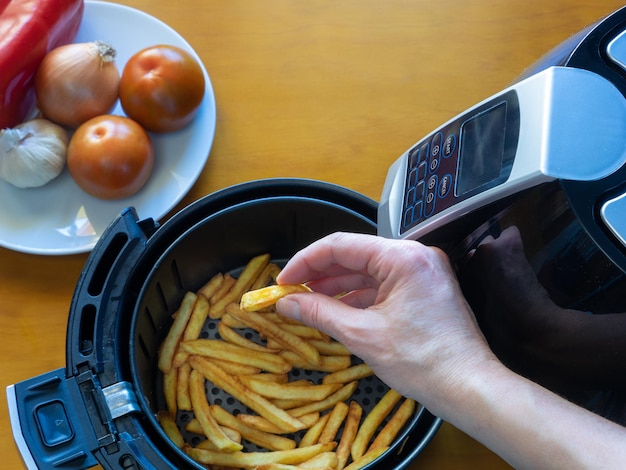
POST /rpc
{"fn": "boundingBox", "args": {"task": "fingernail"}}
[276,297,301,322]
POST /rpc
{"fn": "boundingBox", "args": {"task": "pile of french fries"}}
[157,253,417,470]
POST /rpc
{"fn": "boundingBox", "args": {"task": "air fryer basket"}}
[130,179,441,468]
[8,179,440,469]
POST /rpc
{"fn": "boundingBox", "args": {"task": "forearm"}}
[429,361,626,469]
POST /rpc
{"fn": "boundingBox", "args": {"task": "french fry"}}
[336,401,363,470]
[318,401,349,444]
[195,425,242,449]
[240,283,312,312]
[176,362,192,411]
[209,273,236,304]
[210,405,297,451]
[322,364,374,385]
[251,262,281,290]
[182,339,292,374]
[185,442,336,468]
[343,446,389,470]
[189,369,243,452]
[351,389,402,460]
[197,272,224,300]
[368,398,416,451]
[260,312,287,323]
[271,397,315,410]
[245,373,289,384]
[158,291,197,374]
[309,339,351,356]
[298,413,330,448]
[172,295,211,368]
[189,356,306,433]
[238,375,342,401]
[186,294,210,336]
[185,418,203,435]
[221,312,248,329]
[288,381,359,418]
[278,324,330,342]
[185,418,242,448]
[209,253,271,318]
[202,357,261,376]
[254,464,333,470]
[157,411,185,449]
[300,451,339,469]
[236,412,320,435]
[280,351,351,372]
[163,367,178,418]
[227,304,321,366]
[218,322,280,353]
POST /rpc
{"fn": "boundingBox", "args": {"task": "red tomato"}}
[67,115,154,200]
[119,44,205,133]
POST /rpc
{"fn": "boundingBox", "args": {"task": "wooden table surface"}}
[2,0,625,468]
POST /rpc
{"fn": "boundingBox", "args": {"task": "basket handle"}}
[7,369,100,469]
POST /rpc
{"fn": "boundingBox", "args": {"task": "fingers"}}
[337,288,378,309]
[277,232,386,285]
[305,272,379,298]
[276,292,374,348]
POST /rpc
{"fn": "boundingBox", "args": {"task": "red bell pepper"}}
[0,0,84,129]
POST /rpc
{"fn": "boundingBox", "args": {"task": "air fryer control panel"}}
[379,66,626,241]
[401,91,519,234]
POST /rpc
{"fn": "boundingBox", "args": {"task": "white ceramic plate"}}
[0,0,216,255]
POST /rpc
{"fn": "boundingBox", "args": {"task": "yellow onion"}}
[35,41,120,128]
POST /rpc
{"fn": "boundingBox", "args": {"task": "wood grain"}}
[2,1,624,468]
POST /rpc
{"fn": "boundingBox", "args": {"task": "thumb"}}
[276,292,365,344]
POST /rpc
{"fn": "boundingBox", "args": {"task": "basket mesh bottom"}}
[170,323,400,452]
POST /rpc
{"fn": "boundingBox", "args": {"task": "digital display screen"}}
[456,102,507,196]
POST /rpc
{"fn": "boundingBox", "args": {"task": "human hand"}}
[459,225,626,389]
[457,226,564,374]
[275,232,499,411]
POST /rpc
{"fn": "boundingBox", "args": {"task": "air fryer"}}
[8,180,440,469]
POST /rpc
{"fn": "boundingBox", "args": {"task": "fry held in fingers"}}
[240,283,312,312]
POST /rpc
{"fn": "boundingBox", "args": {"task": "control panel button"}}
[417,161,427,181]
[415,180,425,199]
[408,167,418,187]
[429,156,440,173]
[420,142,430,162]
[443,134,456,157]
[413,200,423,220]
[429,133,442,173]
[403,206,414,227]
[425,175,438,216]
[431,133,442,159]
[406,186,417,206]
[408,146,422,168]
[427,174,437,191]
[439,174,452,198]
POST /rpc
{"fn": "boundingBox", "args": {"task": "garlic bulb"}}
[0,119,69,188]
